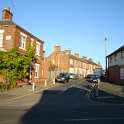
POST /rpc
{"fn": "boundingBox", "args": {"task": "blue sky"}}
[0,0,124,68]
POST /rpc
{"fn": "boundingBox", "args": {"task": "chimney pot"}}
[64,50,71,55]
[2,7,13,21]
[74,53,80,58]
[53,45,61,52]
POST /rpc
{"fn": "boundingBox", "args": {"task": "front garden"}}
[0,47,35,91]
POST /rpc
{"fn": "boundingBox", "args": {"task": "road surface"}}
[0,80,124,124]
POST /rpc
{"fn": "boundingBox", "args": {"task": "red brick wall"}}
[47,51,69,73]
[0,24,16,50]
[0,24,45,84]
[47,50,100,78]
[108,65,120,83]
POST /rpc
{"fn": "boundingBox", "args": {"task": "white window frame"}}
[35,41,41,56]
[0,30,4,47]
[83,63,86,68]
[70,59,73,65]
[6,35,12,40]
[31,38,34,47]
[35,63,40,78]
[19,32,27,50]
[52,59,55,64]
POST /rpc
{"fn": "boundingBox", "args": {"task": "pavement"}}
[0,81,62,104]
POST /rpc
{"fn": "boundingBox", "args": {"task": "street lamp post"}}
[29,63,32,84]
[29,62,36,92]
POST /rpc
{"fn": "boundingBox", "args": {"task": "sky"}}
[0,0,124,68]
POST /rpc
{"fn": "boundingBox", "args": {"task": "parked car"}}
[68,73,78,80]
[55,73,70,83]
[90,75,100,83]
[85,74,94,81]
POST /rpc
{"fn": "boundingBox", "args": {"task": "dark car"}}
[68,73,78,80]
[55,73,70,83]
[86,74,100,83]
[86,74,94,81]
[89,75,100,83]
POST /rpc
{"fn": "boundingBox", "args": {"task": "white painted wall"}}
[108,50,124,67]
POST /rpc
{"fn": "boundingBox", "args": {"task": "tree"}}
[48,62,58,83]
[0,47,35,89]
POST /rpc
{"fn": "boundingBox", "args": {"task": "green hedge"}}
[0,83,10,92]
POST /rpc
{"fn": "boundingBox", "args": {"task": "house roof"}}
[0,20,44,43]
[107,45,124,57]
[68,53,98,65]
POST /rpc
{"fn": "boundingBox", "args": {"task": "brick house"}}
[106,45,124,84]
[47,45,100,79]
[0,8,46,84]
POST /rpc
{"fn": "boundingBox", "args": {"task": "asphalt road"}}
[0,80,124,124]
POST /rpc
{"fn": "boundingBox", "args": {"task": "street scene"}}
[0,0,124,124]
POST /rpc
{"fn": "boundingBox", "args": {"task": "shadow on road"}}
[20,87,91,124]
[20,86,124,124]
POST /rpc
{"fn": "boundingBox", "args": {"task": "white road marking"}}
[96,96,115,99]
[64,117,124,121]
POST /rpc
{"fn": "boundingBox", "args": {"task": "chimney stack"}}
[53,45,61,52]
[74,53,80,58]
[2,7,13,21]
[82,56,87,60]
[64,50,71,55]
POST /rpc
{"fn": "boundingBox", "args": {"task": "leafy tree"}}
[48,62,58,72]
[48,62,58,83]
[0,47,35,89]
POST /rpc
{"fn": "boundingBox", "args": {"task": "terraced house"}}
[47,45,101,78]
[0,8,46,84]
[106,45,124,84]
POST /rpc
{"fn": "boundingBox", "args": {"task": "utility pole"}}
[104,36,108,58]
[10,0,15,14]
[104,36,108,78]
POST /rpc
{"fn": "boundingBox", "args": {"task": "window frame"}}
[0,30,4,47]
[19,32,27,50]
[34,63,40,78]
[35,41,41,56]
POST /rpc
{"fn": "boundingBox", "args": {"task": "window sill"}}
[19,47,26,51]
[34,77,39,79]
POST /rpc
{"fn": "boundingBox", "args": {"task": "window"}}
[35,64,40,78]
[0,30,4,47]
[6,35,12,40]
[70,59,73,65]
[35,41,41,56]
[83,63,86,68]
[120,68,124,80]
[52,59,55,64]
[31,38,34,47]
[122,51,124,58]
[42,70,44,76]
[109,56,112,63]
[114,54,117,63]
[19,32,27,50]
